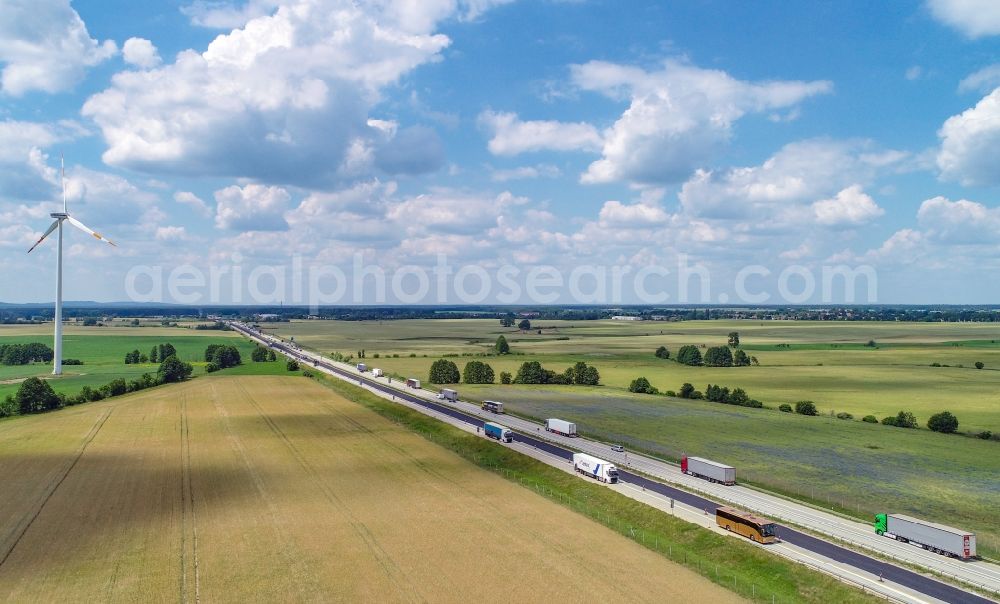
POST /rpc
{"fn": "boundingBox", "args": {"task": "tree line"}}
[427,359,599,386]
[0,343,54,365]
[1,354,194,418]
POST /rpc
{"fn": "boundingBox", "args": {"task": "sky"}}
[2,0,1000,306]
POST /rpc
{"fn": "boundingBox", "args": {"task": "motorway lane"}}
[235,324,995,604]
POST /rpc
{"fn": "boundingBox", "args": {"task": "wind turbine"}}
[27,156,117,375]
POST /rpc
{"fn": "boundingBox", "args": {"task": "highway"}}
[231,322,998,604]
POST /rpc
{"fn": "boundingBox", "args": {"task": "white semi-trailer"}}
[573,453,619,483]
[545,418,577,437]
[681,455,736,485]
[372,368,384,377]
[875,514,977,559]
[438,388,458,402]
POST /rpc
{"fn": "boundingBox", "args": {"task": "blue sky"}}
[2,0,1000,305]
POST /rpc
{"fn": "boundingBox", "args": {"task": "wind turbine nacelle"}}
[50,212,68,219]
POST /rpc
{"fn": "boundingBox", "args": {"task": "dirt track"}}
[0,376,741,602]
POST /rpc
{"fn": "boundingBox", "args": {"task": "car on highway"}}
[610,444,624,452]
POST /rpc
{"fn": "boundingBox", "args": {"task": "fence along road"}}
[231,322,997,604]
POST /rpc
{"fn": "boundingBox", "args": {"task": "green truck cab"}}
[874,513,888,535]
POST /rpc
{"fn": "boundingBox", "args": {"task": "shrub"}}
[251,346,270,362]
[678,383,695,398]
[286,359,300,371]
[779,404,793,413]
[205,362,220,373]
[927,411,958,434]
[106,378,128,397]
[733,349,751,366]
[499,371,512,384]
[628,377,656,394]
[302,370,313,378]
[665,390,676,397]
[654,346,670,359]
[15,377,61,414]
[703,346,733,367]
[462,361,495,384]
[572,361,600,385]
[495,335,510,355]
[794,401,818,416]
[158,355,193,383]
[0,395,19,417]
[61,358,83,365]
[372,353,379,358]
[975,361,984,370]
[978,430,993,440]
[429,359,460,384]
[883,410,917,428]
[206,344,242,369]
[862,415,878,423]
[835,412,853,420]
[930,362,941,367]
[676,345,702,366]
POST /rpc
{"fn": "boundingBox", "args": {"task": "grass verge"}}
[313,373,880,604]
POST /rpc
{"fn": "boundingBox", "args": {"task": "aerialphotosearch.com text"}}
[124,253,878,310]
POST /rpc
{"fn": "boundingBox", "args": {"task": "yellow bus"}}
[716,507,778,544]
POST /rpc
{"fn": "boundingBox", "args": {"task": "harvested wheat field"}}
[0,375,740,603]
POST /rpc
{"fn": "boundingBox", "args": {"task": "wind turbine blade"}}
[27,220,60,254]
[66,215,117,247]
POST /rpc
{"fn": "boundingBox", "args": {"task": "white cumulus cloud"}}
[82,0,467,187]
[174,191,213,217]
[937,88,1000,185]
[812,185,884,226]
[478,110,602,156]
[0,0,117,96]
[572,59,832,185]
[927,0,1000,38]
[214,183,291,230]
[917,196,1000,243]
[122,38,162,69]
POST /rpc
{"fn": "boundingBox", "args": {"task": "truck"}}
[483,422,513,443]
[875,514,977,559]
[438,388,458,402]
[406,378,420,389]
[356,363,367,372]
[545,418,577,437]
[371,368,384,377]
[573,453,619,483]
[681,455,736,485]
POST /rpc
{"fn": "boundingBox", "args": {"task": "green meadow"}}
[0,325,289,401]
[262,318,1000,433]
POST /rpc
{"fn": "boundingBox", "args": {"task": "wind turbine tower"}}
[27,156,117,375]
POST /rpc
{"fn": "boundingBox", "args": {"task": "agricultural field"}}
[0,324,277,401]
[261,318,1000,555]
[262,318,1000,432]
[0,375,738,602]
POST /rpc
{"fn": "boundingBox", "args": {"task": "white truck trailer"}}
[573,453,619,483]
[406,378,421,389]
[371,368,384,377]
[545,418,577,437]
[875,514,977,559]
[438,388,458,402]
[681,455,736,485]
